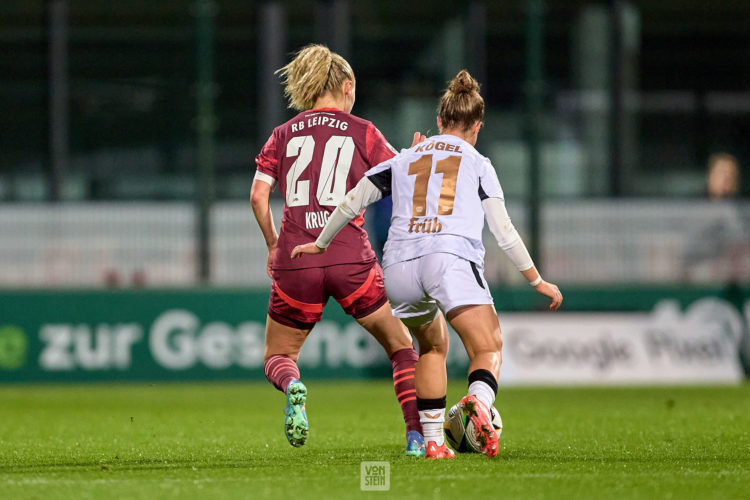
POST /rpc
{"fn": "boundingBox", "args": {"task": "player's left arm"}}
[479,162,563,311]
[252,130,282,279]
[290,175,385,258]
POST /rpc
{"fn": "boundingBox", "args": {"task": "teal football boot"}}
[405,430,426,456]
[284,380,308,447]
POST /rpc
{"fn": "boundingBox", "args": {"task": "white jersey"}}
[366,134,504,269]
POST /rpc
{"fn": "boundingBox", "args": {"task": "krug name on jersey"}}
[305,210,330,230]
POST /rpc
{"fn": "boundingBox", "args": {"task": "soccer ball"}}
[444,402,503,453]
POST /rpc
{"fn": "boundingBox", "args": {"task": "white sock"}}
[419,408,446,446]
[468,380,496,411]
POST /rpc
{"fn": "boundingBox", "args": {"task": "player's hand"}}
[290,242,326,259]
[410,131,426,147]
[534,280,563,311]
[266,244,277,280]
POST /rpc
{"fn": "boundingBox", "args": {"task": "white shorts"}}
[383,253,493,327]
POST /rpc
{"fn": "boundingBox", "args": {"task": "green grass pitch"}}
[1,381,749,499]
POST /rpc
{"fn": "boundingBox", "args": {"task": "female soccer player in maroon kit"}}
[251,44,424,454]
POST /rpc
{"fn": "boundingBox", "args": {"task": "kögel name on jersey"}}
[413,140,462,154]
[291,112,349,133]
[408,217,442,234]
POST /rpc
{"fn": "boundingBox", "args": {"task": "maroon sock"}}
[390,348,422,434]
[264,355,300,393]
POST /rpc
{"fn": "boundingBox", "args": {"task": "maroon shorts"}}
[268,260,388,330]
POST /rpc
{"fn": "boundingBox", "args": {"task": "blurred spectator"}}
[103,269,121,288]
[706,152,740,200]
[683,153,749,282]
[132,269,147,287]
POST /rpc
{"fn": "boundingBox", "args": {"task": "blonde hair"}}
[437,69,484,132]
[276,44,355,111]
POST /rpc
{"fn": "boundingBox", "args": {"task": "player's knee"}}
[434,337,450,355]
[424,343,449,358]
[475,330,502,356]
[483,328,503,354]
[390,337,416,353]
[379,335,414,358]
[419,335,449,357]
[472,343,501,366]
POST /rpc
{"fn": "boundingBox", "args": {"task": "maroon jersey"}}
[255,108,397,270]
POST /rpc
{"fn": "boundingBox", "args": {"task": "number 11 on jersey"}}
[407,154,461,217]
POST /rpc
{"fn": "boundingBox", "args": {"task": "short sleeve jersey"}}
[255,108,397,270]
[365,134,504,269]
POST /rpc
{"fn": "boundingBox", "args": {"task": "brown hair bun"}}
[438,69,484,132]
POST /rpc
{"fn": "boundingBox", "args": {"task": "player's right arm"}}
[290,173,385,258]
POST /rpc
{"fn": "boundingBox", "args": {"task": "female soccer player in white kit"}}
[292,70,563,459]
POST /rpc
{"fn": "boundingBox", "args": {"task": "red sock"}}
[264,355,300,393]
[390,348,422,434]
